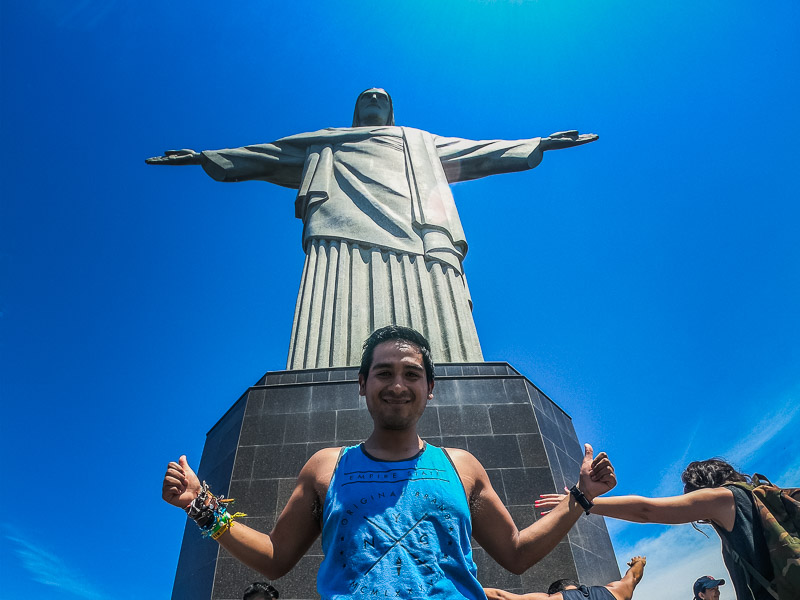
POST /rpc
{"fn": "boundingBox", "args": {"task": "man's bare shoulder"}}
[444,448,487,485]
[299,446,343,497]
[304,446,343,473]
[444,447,483,465]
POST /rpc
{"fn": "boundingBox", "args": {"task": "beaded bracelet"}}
[186,481,246,539]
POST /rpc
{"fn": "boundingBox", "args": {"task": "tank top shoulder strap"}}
[332,445,347,473]
[436,445,470,503]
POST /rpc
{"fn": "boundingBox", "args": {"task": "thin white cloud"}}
[613,524,731,600]
[643,391,799,504]
[724,400,800,467]
[5,530,110,600]
[773,454,800,487]
[651,423,701,497]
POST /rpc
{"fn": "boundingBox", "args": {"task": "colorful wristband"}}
[186,481,246,539]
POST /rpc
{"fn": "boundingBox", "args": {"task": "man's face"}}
[356,88,391,126]
[359,340,433,431]
[699,587,720,600]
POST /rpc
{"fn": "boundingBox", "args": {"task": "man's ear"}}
[358,374,366,396]
[427,379,435,399]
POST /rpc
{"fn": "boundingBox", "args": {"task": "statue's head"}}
[352,88,394,127]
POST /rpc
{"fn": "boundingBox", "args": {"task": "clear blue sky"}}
[2,2,798,599]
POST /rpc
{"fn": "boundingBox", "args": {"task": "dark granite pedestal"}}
[171,363,620,600]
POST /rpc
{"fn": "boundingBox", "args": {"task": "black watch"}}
[570,485,594,515]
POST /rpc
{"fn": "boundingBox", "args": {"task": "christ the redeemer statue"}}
[147,88,597,369]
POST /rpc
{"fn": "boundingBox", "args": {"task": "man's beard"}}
[378,413,416,430]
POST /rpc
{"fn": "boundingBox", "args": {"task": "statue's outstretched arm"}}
[540,130,598,152]
[145,149,202,166]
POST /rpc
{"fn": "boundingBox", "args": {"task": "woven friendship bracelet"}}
[186,481,247,539]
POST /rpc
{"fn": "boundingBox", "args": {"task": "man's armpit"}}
[312,494,323,525]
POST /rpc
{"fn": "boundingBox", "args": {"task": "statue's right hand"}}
[145,149,201,165]
[162,455,202,509]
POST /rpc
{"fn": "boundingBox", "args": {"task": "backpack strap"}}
[752,473,774,486]
[726,545,779,600]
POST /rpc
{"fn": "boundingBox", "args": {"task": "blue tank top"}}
[317,443,486,599]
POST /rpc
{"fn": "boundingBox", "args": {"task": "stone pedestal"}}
[171,363,620,600]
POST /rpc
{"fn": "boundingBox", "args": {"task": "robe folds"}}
[199,126,544,368]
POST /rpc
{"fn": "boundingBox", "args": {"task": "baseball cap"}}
[693,575,725,597]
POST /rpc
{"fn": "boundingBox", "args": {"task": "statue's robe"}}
[199,126,544,368]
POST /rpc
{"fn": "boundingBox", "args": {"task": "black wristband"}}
[570,485,594,515]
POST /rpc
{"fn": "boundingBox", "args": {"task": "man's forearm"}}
[215,523,285,579]
[513,492,586,571]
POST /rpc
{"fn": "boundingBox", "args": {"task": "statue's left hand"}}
[540,131,598,151]
[145,149,202,166]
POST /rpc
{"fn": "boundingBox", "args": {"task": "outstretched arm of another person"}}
[605,556,647,600]
[484,588,549,600]
[162,450,337,579]
[461,443,616,574]
[591,488,736,530]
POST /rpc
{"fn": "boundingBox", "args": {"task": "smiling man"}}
[163,325,617,599]
[146,89,597,370]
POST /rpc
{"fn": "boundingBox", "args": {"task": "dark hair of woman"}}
[681,458,750,494]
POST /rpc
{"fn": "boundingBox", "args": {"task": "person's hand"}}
[628,556,646,567]
[162,455,202,509]
[540,131,598,151]
[145,149,201,165]
[577,443,616,501]
[534,489,568,515]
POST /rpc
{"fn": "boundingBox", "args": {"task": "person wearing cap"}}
[694,575,726,600]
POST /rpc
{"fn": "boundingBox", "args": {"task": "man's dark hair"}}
[352,87,395,126]
[547,579,581,594]
[243,582,279,600]
[682,458,749,493]
[359,325,434,382]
